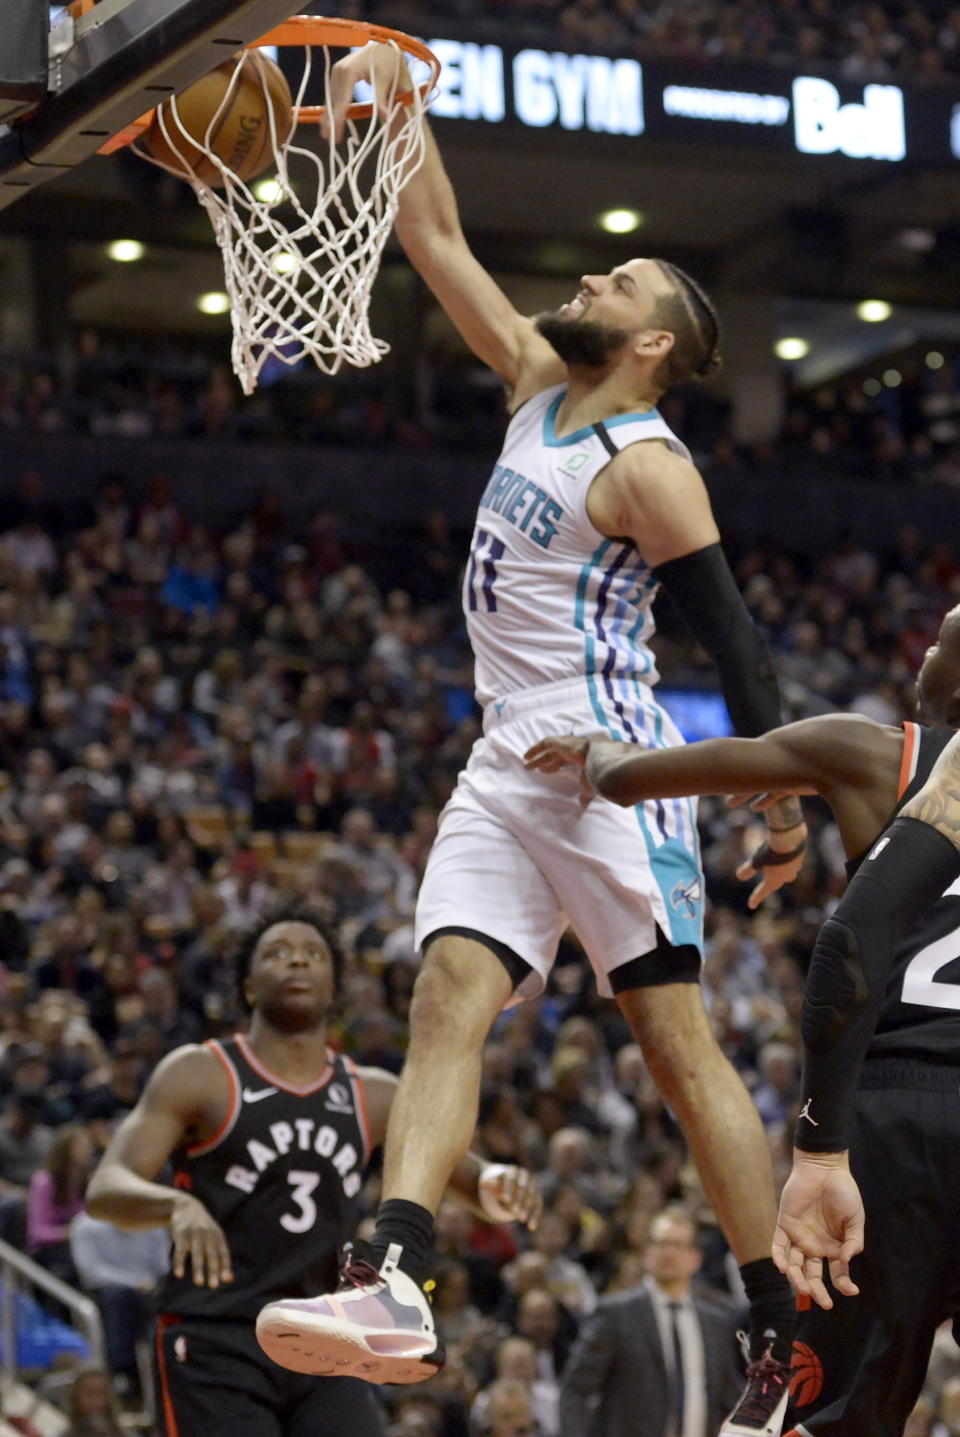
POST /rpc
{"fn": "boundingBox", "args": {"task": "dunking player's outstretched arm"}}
[775,732,960,1307]
[87,1049,540,1288]
[326,46,562,403]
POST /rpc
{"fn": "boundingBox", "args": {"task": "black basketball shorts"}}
[785,1069,960,1437]
[155,1313,387,1437]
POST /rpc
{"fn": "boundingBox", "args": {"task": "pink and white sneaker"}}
[256,1241,444,1384]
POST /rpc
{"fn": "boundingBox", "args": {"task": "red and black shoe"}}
[256,1240,445,1384]
[719,1330,790,1436]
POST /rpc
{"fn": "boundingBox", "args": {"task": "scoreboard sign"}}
[400,38,959,166]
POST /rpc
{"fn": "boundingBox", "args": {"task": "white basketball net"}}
[136,42,431,394]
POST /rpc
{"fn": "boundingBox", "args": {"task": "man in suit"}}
[559,1206,742,1437]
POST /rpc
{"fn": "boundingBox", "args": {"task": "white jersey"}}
[464,383,692,708]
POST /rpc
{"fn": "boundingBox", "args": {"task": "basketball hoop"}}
[103,18,440,395]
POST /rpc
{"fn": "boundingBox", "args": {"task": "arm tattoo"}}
[901,734,960,852]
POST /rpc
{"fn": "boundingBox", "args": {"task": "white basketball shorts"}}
[414,676,704,1001]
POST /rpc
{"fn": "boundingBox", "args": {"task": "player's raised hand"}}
[324,42,412,141]
[478,1163,543,1231]
[772,1152,864,1311]
[170,1192,234,1289]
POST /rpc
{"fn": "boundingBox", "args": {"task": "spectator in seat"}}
[80,1036,144,1125]
[70,1210,167,1400]
[0,1090,52,1244]
[558,1205,741,1437]
[471,1338,558,1437]
[27,1122,94,1283]
[482,1380,539,1437]
[63,1367,125,1437]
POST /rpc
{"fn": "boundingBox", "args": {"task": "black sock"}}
[739,1256,795,1365]
[369,1199,434,1287]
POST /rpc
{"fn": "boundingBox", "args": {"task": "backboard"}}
[0,0,307,212]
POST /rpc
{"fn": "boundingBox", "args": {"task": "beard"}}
[535,310,631,369]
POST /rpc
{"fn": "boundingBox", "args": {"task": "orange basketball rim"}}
[100,16,441,156]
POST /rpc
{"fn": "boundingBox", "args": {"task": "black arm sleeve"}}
[795,816,960,1153]
[653,543,781,737]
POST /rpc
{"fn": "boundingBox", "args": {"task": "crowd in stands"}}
[74,0,960,81]
[377,0,960,82]
[5,335,960,488]
[0,463,958,1433]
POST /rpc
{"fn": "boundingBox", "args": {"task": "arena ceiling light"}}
[926,351,945,370]
[107,239,144,263]
[198,292,230,315]
[897,226,935,253]
[774,337,809,360]
[272,251,298,275]
[857,299,893,322]
[598,208,643,234]
[883,368,902,387]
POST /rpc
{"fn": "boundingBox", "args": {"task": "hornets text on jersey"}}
[465,383,691,709]
[848,721,960,1065]
[155,1035,371,1320]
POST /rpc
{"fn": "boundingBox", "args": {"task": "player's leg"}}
[524,753,793,1437]
[256,933,528,1383]
[616,966,781,1280]
[288,1373,387,1437]
[615,972,793,1437]
[785,1084,951,1436]
[258,790,563,1384]
[155,1318,284,1437]
[376,929,515,1218]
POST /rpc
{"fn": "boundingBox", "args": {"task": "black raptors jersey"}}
[156,1035,371,1320]
[847,721,960,1066]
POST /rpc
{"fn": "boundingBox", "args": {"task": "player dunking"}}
[85,912,539,1436]
[525,602,960,1435]
[257,42,806,1437]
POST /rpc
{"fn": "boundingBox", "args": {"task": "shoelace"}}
[337,1247,381,1292]
[336,1245,438,1308]
[730,1353,789,1424]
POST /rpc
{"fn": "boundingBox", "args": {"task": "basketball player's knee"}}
[409,948,490,1042]
[802,916,869,1051]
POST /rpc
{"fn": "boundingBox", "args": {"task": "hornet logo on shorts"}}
[670,878,701,918]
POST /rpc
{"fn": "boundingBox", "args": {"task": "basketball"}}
[144,52,293,188]
[789,1341,824,1407]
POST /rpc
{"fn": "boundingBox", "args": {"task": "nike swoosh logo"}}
[243,1086,278,1103]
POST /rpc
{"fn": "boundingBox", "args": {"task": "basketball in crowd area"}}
[143,51,293,187]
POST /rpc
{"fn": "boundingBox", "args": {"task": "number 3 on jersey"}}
[467,529,505,612]
[281,1171,319,1233]
[901,879,960,1010]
